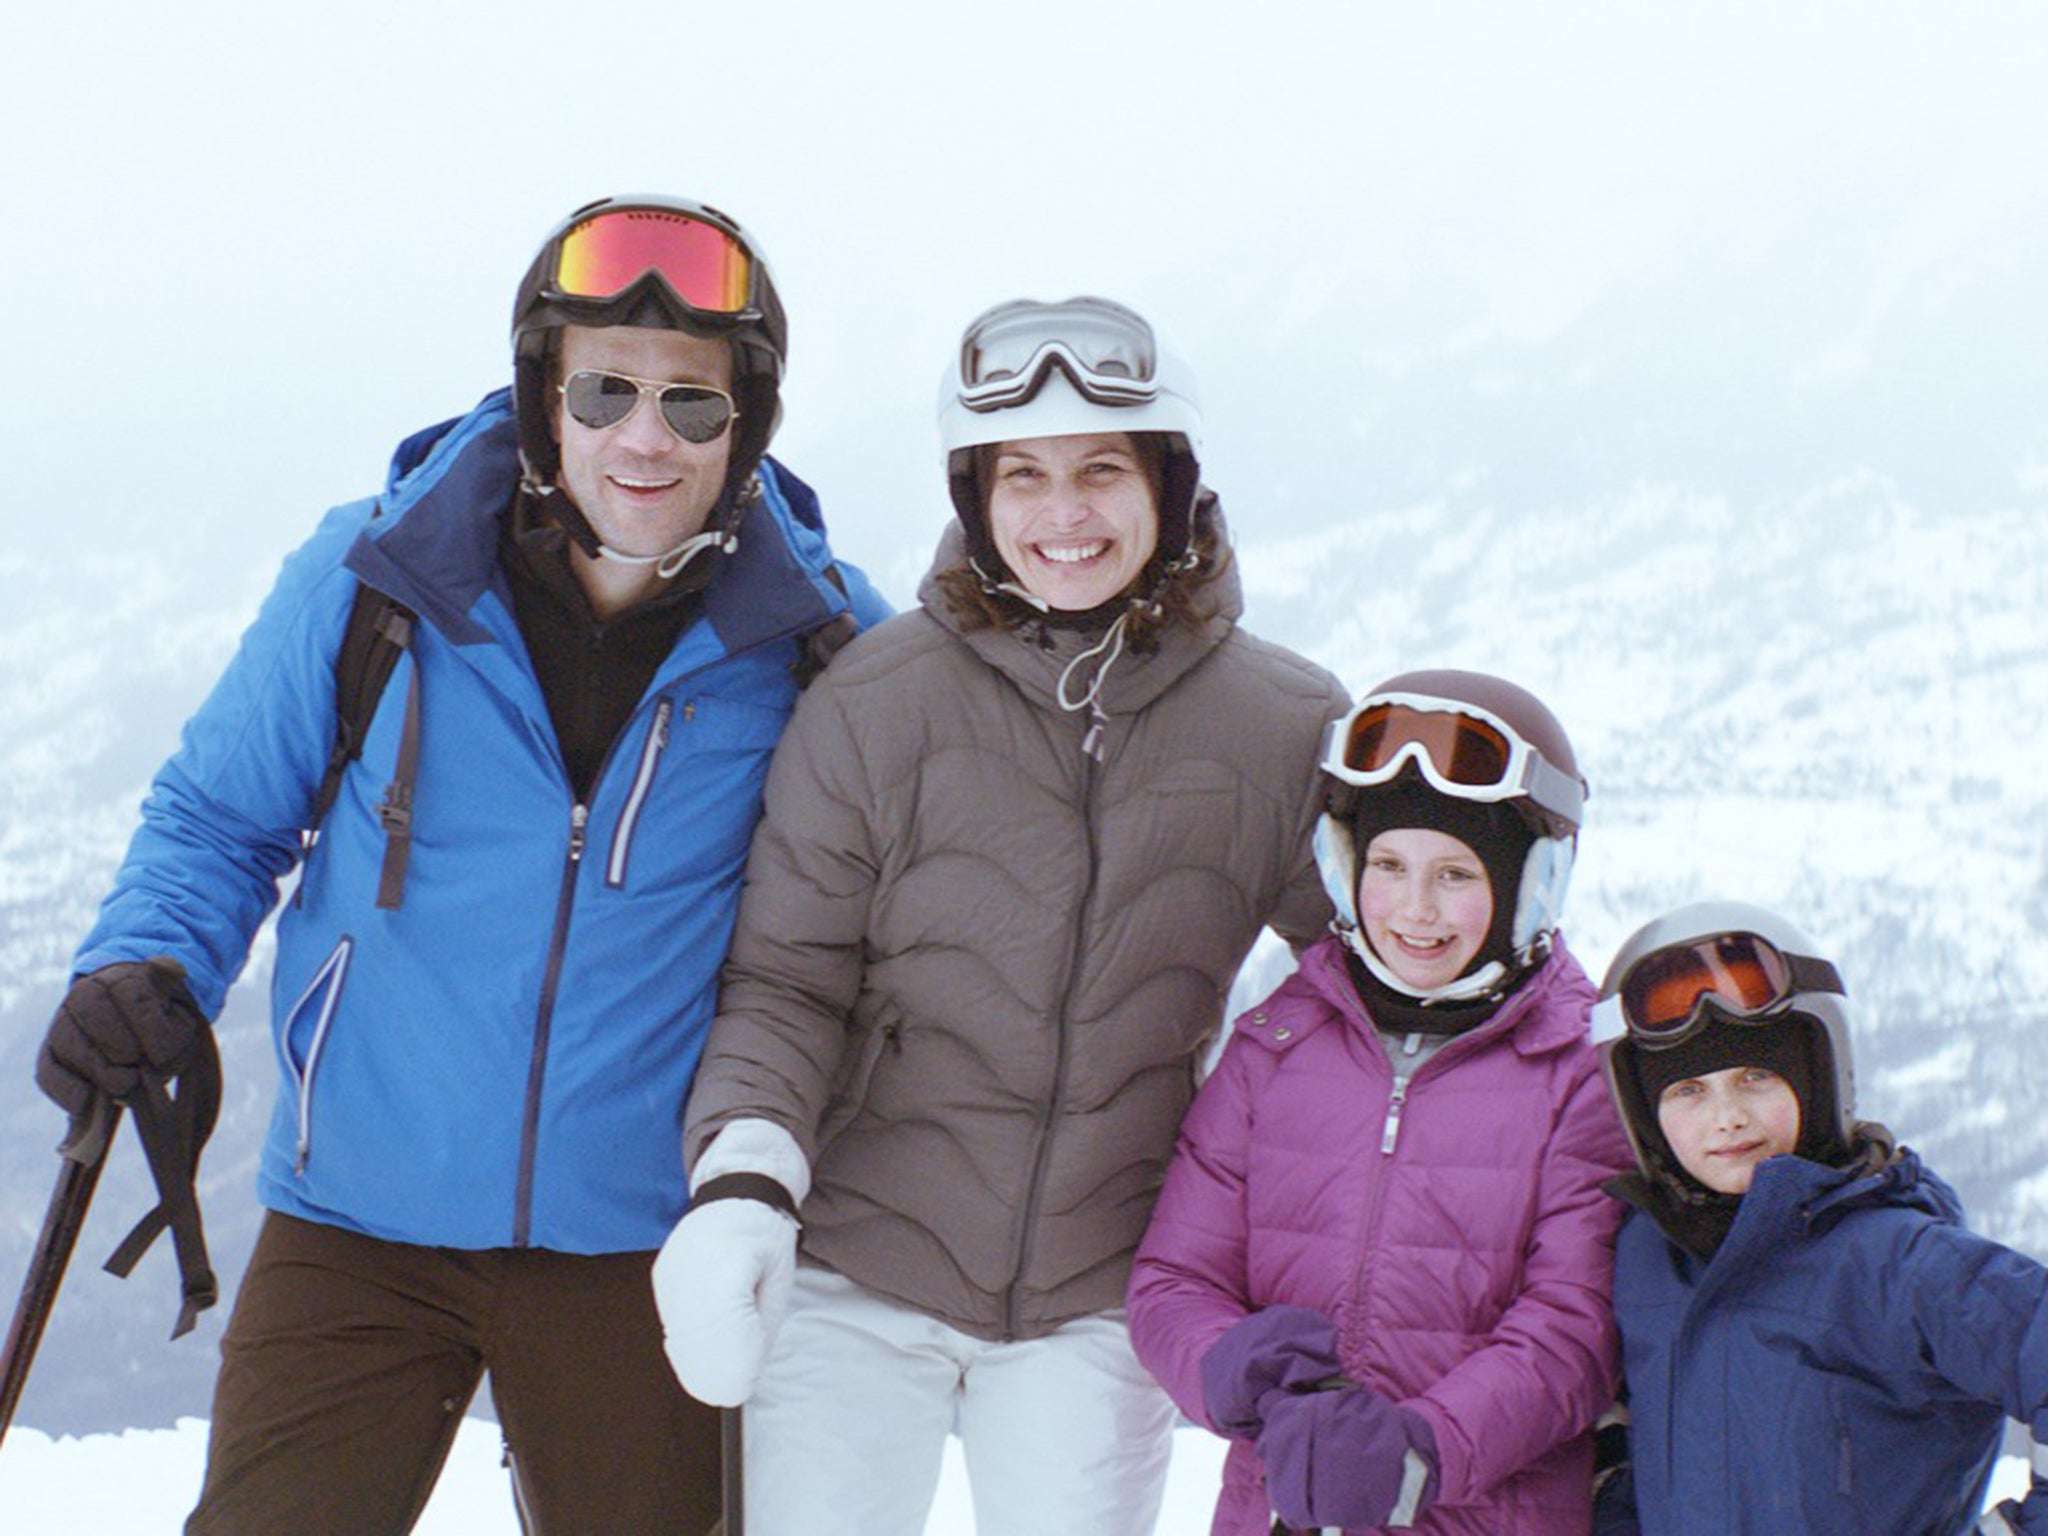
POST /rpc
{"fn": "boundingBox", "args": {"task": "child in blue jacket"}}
[1594,899,2048,1534]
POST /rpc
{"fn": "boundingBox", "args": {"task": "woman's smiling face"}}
[984,432,1159,610]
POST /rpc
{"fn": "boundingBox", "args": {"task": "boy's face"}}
[1656,1065,1801,1195]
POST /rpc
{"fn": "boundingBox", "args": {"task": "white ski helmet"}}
[936,296,1205,577]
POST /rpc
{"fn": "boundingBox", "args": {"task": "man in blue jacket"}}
[34,193,886,1532]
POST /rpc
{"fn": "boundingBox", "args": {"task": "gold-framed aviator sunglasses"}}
[558,369,739,445]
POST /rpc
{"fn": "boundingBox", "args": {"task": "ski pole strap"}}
[692,1173,802,1224]
[100,1030,223,1338]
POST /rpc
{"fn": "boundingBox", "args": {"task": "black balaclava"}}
[1342,773,1536,1035]
[1625,1005,1842,1170]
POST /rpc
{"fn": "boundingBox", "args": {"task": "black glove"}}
[36,958,209,1116]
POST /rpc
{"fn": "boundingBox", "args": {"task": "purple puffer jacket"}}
[1128,935,1632,1535]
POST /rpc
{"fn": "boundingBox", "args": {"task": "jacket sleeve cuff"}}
[689,1116,812,1206]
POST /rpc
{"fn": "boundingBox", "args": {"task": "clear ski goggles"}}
[559,369,738,444]
[1614,931,1843,1049]
[550,206,755,315]
[958,297,1159,413]
[1324,693,1584,827]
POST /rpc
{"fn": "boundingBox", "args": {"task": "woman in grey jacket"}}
[655,297,1350,1534]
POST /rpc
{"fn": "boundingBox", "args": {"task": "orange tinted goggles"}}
[1618,932,1843,1047]
[553,207,754,313]
[1326,696,1584,827]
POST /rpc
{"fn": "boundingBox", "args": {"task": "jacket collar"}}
[343,389,846,667]
[1307,931,1596,1060]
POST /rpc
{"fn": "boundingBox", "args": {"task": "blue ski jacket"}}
[75,391,887,1254]
[1601,1145,2048,1534]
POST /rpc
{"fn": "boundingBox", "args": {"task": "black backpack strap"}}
[791,564,858,689]
[373,638,420,910]
[303,581,420,908]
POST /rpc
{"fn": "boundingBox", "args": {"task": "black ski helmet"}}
[511,194,788,516]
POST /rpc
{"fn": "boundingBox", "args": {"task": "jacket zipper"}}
[512,802,586,1246]
[501,571,838,1242]
[1380,1074,1410,1155]
[606,698,673,889]
[1001,744,1102,1339]
[286,937,354,1174]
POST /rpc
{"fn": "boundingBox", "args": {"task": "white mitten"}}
[651,1119,809,1407]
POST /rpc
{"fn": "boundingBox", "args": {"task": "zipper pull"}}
[569,803,589,862]
[1381,1076,1409,1155]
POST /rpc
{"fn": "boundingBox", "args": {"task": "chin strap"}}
[520,476,743,579]
[970,557,1050,612]
[597,526,738,579]
[1339,922,1511,1006]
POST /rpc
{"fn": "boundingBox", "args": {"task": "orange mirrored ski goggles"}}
[552,207,754,314]
[1616,931,1843,1048]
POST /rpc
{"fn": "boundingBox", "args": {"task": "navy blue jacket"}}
[1602,1146,2048,1533]
[76,391,887,1253]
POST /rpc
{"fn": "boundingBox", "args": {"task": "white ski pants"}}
[741,1266,1177,1535]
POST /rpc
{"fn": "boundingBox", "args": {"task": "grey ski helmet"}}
[936,296,1204,580]
[511,194,787,523]
[1314,670,1587,1001]
[1598,900,1857,1182]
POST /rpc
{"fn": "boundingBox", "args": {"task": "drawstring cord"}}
[1056,610,1131,762]
[973,547,1204,763]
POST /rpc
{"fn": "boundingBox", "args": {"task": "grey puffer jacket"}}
[685,509,1350,1341]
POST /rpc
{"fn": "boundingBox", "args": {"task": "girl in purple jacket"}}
[1128,670,1633,1534]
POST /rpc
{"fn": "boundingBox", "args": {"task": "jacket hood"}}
[1614,1128,1958,1265]
[1802,1134,1959,1227]
[343,389,851,670]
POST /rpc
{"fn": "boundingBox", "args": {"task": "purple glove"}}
[1199,1305,1343,1438]
[1257,1383,1439,1531]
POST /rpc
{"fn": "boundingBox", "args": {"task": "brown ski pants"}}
[186,1212,721,1534]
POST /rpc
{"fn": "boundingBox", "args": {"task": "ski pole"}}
[0,1094,121,1455]
[721,1405,744,1536]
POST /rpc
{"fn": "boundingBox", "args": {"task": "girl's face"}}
[984,432,1159,611]
[1355,827,1494,991]
[1656,1065,1802,1195]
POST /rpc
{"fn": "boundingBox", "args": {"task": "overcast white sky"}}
[5,0,2045,598]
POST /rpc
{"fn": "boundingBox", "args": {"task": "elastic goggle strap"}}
[1618,931,1844,1047]
[551,207,755,315]
[1325,694,1584,827]
[959,298,1159,413]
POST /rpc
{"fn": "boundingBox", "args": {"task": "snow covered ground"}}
[0,1418,1230,1532]
[0,1418,2027,1530]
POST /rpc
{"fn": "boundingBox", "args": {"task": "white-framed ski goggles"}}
[1323,692,1585,828]
[957,297,1160,413]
